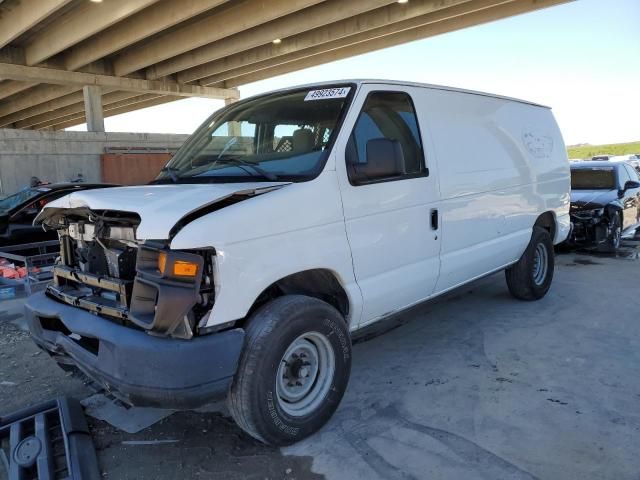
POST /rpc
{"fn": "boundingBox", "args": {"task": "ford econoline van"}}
[26,80,570,445]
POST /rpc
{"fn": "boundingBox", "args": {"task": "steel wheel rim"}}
[612,222,622,248]
[532,243,548,286]
[276,331,335,417]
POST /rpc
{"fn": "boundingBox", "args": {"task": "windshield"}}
[0,187,45,214]
[156,85,353,183]
[571,167,616,190]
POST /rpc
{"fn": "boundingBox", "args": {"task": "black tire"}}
[599,211,622,252]
[227,295,351,446]
[505,226,554,301]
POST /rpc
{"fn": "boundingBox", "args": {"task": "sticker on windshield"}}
[304,87,350,101]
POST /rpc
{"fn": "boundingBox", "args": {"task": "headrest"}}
[363,138,406,179]
[292,128,314,153]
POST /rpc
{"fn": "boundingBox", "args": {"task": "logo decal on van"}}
[523,131,554,158]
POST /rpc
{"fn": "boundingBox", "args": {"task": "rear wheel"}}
[505,226,554,300]
[227,295,351,446]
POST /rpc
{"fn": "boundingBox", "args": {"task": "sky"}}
[68,0,640,146]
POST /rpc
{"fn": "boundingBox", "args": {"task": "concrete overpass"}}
[0,0,571,132]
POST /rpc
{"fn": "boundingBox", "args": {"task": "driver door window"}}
[346,91,426,185]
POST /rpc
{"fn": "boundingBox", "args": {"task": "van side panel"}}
[418,89,569,293]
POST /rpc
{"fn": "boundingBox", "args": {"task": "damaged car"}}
[0,182,117,247]
[567,161,640,250]
[25,80,571,446]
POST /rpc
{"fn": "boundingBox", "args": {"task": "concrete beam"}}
[82,85,104,132]
[0,61,146,122]
[0,63,240,100]
[0,84,78,120]
[0,86,127,127]
[0,80,37,101]
[51,96,181,131]
[153,0,398,81]
[24,0,160,66]
[0,0,71,49]
[113,0,325,77]
[14,91,142,129]
[29,93,161,130]
[64,0,229,71]
[223,0,573,88]
[188,0,477,85]
[0,45,26,65]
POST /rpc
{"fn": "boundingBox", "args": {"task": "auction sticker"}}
[304,87,351,101]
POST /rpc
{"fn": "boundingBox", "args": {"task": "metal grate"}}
[0,398,99,480]
[321,127,332,146]
[275,137,293,152]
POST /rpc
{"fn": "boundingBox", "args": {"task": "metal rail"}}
[0,240,59,296]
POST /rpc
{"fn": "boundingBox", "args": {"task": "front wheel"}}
[505,226,554,300]
[601,211,622,252]
[227,295,351,446]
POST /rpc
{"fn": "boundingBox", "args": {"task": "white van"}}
[26,80,570,445]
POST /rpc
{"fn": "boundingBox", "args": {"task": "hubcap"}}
[276,331,335,417]
[532,243,548,286]
[613,227,621,248]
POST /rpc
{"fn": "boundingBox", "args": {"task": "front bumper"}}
[566,212,610,246]
[25,291,245,409]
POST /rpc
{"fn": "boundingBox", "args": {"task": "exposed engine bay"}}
[45,208,215,339]
[567,205,620,248]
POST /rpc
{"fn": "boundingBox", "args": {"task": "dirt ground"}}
[0,300,321,480]
[1,238,639,479]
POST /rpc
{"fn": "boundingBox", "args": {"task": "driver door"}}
[335,85,441,327]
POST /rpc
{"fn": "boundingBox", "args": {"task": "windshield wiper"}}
[211,158,278,181]
[160,166,180,183]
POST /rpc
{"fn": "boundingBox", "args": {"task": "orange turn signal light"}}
[173,260,198,277]
[158,252,167,274]
[158,252,198,277]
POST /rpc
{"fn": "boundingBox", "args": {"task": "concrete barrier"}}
[0,129,188,196]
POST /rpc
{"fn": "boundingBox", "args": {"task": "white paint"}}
[37,182,289,240]
[39,80,570,330]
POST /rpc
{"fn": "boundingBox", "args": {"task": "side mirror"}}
[347,137,406,184]
[624,180,640,191]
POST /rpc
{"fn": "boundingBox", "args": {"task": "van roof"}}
[252,79,550,109]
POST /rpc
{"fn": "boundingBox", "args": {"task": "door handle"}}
[430,209,439,230]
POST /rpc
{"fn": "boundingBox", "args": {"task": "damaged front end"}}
[567,205,615,246]
[42,207,214,339]
[25,206,245,408]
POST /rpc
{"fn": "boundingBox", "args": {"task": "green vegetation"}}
[567,141,640,160]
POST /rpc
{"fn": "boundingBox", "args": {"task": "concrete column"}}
[224,96,239,106]
[82,85,104,132]
[225,94,241,137]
